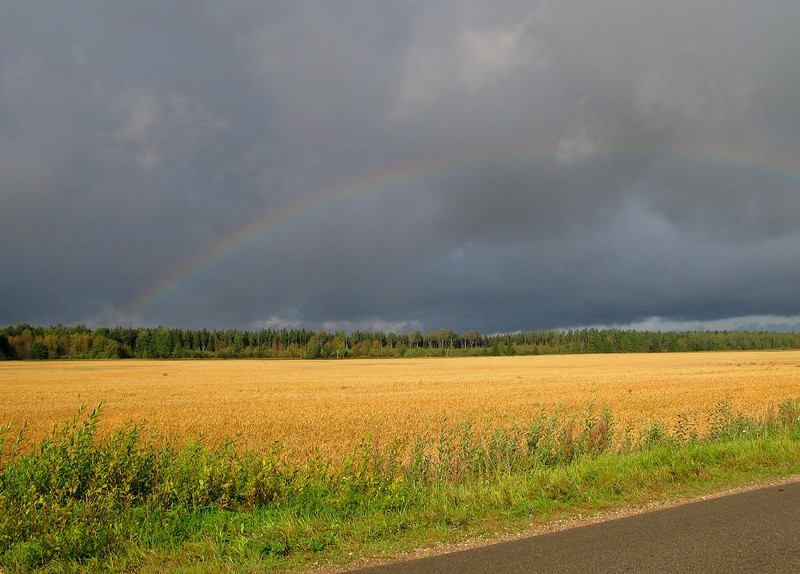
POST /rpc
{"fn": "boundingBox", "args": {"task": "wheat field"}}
[2,351,799,459]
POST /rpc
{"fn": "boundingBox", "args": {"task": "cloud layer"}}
[2,1,799,333]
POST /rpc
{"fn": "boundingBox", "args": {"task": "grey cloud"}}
[1,1,799,333]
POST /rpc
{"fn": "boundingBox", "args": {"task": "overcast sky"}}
[2,1,800,333]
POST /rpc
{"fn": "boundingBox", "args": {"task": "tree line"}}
[1,323,798,360]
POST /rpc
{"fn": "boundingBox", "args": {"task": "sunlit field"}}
[2,351,799,459]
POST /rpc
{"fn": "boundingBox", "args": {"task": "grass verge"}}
[1,400,799,573]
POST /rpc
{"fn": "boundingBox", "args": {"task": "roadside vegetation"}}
[2,399,799,572]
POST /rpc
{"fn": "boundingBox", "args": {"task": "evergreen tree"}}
[29,341,48,359]
[0,335,16,359]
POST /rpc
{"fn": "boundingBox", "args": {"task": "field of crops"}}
[2,351,799,459]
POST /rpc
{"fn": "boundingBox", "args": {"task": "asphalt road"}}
[349,480,800,573]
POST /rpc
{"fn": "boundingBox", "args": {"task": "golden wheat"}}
[2,351,799,459]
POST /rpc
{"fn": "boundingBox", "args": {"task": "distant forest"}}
[1,324,798,360]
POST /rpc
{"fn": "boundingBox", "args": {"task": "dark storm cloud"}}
[1,1,799,333]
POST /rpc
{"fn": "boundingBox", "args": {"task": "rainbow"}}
[122,140,800,320]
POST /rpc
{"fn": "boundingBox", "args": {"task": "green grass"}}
[1,400,799,573]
